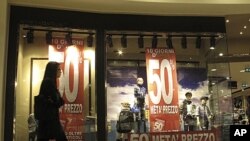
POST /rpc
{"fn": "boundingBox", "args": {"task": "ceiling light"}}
[26,29,34,43]
[65,32,73,45]
[106,35,113,48]
[196,36,201,49]
[210,47,215,50]
[211,68,217,72]
[166,35,173,49]
[240,69,245,73]
[118,50,123,55]
[226,19,229,23]
[114,50,123,55]
[121,34,127,48]
[244,26,247,29]
[240,31,243,35]
[87,33,94,47]
[219,53,223,56]
[152,35,158,48]
[45,31,52,45]
[181,35,187,49]
[210,36,215,49]
[138,35,144,48]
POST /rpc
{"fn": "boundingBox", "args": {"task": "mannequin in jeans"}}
[196,96,213,130]
[180,92,196,131]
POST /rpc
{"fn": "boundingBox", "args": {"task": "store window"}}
[6,6,229,141]
[207,37,233,141]
[105,31,233,141]
[14,25,97,141]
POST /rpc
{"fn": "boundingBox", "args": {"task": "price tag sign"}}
[145,48,180,132]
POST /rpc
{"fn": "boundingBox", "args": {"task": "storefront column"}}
[0,0,8,140]
[96,29,107,141]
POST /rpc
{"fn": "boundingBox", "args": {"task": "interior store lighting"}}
[45,31,52,45]
[87,33,94,47]
[152,35,158,48]
[65,32,73,45]
[166,35,173,49]
[23,27,220,51]
[219,53,223,56]
[23,27,98,47]
[26,29,34,43]
[117,50,123,55]
[138,35,144,48]
[210,36,216,50]
[181,35,187,49]
[106,35,113,48]
[196,36,201,49]
[121,34,127,48]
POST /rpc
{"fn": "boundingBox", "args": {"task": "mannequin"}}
[196,96,213,130]
[179,92,196,131]
[133,77,147,133]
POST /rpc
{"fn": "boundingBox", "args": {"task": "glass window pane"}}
[15,25,97,141]
[106,30,230,141]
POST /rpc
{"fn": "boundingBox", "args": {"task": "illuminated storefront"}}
[5,6,233,141]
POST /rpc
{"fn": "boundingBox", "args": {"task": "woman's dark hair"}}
[43,61,60,84]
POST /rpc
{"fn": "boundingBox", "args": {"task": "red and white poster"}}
[128,129,220,141]
[145,48,180,132]
[49,37,85,141]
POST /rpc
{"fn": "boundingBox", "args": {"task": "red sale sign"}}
[145,48,180,132]
[49,37,85,141]
[128,129,220,141]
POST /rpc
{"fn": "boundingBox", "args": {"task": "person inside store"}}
[133,77,147,133]
[34,61,67,141]
[196,96,214,130]
[246,96,250,125]
[179,92,197,131]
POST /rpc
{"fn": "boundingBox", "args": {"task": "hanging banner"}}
[49,37,85,141]
[145,48,180,132]
[127,128,221,141]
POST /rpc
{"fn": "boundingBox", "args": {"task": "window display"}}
[6,7,230,141]
[106,31,231,141]
[15,25,97,141]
